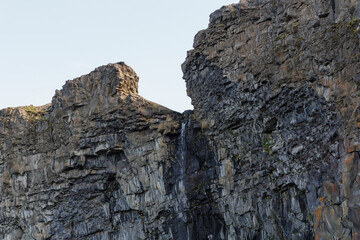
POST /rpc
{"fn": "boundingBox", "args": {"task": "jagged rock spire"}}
[52,62,139,109]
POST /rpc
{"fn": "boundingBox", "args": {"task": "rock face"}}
[1,0,360,239]
[182,0,360,239]
[0,63,183,239]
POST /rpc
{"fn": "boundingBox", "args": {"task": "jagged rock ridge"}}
[0,63,184,239]
[1,0,360,239]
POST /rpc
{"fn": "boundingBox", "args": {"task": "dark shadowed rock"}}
[1,0,360,239]
[182,0,360,239]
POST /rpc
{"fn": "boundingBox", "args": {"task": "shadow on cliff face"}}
[162,116,226,240]
[2,0,360,238]
[183,48,344,239]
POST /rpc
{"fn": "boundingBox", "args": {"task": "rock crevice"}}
[1,0,360,239]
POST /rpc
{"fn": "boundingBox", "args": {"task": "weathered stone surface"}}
[182,0,360,239]
[0,63,184,239]
[1,0,360,239]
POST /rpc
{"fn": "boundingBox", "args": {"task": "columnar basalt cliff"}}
[1,0,360,239]
[0,63,184,239]
[183,0,360,239]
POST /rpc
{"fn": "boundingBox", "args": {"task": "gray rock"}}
[1,0,360,239]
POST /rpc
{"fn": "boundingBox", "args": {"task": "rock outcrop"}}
[0,63,183,239]
[1,0,360,239]
[183,0,360,239]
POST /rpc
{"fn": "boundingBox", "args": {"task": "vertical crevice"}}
[331,0,335,13]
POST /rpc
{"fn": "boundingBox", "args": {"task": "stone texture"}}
[1,0,360,239]
[182,0,360,239]
[0,63,184,239]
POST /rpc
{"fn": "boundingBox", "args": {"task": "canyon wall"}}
[0,63,183,239]
[1,0,360,239]
[183,0,360,238]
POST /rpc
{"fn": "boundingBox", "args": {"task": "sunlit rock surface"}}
[0,63,183,239]
[1,0,360,239]
[183,0,360,239]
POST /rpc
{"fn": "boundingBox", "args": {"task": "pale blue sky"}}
[0,1,237,112]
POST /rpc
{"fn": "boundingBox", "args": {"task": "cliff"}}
[1,0,360,239]
[183,0,360,239]
[0,63,183,239]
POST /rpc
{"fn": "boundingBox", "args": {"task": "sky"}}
[0,0,237,113]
